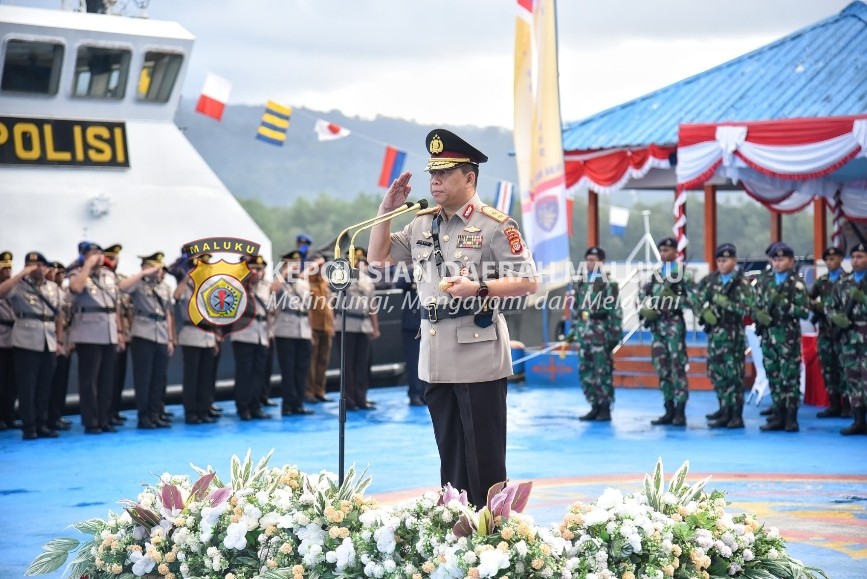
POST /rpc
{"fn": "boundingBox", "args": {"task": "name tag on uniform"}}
[415,240,433,246]
[457,234,483,249]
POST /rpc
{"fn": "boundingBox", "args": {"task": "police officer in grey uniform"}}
[119,252,175,429]
[368,129,538,508]
[0,251,16,430]
[47,261,73,431]
[173,258,219,424]
[68,242,125,434]
[231,255,272,420]
[0,252,63,439]
[271,250,314,416]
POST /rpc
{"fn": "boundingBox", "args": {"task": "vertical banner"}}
[514,0,571,290]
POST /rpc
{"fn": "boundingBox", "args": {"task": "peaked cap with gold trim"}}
[139,252,165,267]
[0,251,12,268]
[424,129,488,172]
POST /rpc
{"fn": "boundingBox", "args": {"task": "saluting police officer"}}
[753,242,810,432]
[119,252,175,429]
[694,243,756,428]
[827,242,867,435]
[639,237,696,427]
[0,251,16,430]
[810,246,849,418]
[271,250,315,416]
[0,252,63,439]
[368,129,538,508]
[565,246,622,421]
[231,255,272,420]
[68,242,125,434]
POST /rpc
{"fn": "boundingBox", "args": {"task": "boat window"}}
[72,45,130,99]
[0,39,64,95]
[137,51,183,103]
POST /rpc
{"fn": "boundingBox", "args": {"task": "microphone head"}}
[417,199,429,209]
[404,201,413,208]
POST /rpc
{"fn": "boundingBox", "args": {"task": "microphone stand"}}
[326,199,428,484]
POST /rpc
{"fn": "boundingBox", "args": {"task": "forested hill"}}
[174,100,518,207]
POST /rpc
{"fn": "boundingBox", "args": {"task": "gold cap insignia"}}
[429,134,444,155]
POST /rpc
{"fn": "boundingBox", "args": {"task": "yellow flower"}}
[266,559,277,569]
[672,544,682,557]
[423,561,436,573]
[292,565,305,579]
[468,569,481,579]
[663,564,675,576]
[225,574,236,579]
[280,542,294,554]
[158,563,170,575]
[622,572,636,579]
[531,558,544,570]
[164,550,177,563]
[497,541,509,552]
[541,543,551,556]
[500,527,514,540]
[111,564,123,575]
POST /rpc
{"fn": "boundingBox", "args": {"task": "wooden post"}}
[770,210,782,244]
[813,198,827,261]
[704,184,717,271]
[587,189,599,248]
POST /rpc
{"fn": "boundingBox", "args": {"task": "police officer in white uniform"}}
[0,252,63,439]
[119,252,175,429]
[368,129,538,507]
[231,255,272,420]
[0,251,16,430]
[271,250,314,416]
[68,242,125,434]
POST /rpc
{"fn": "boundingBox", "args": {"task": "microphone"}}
[332,201,413,261]
[348,199,428,266]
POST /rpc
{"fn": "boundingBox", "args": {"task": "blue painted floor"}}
[1,383,865,578]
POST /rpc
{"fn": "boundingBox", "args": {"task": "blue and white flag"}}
[494,181,514,215]
[609,206,630,236]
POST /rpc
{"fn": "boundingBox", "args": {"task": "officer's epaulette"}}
[480,205,509,223]
[417,206,441,217]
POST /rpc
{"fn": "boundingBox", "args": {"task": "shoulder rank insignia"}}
[480,205,508,223]
[417,206,441,217]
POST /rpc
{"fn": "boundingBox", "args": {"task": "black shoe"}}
[100,424,118,433]
[316,394,334,403]
[208,408,221,418]
[363,399,377,407]
[52,419,72,431]
[651,401,676,425]
[261,398,277,407]
[595,403,612,421]
[239,410,253,421]
[358,402,376,410]
[84,426,102,434]
[162,409,175,417]
[409,397,426,407]
[112,413,128,422]
[159,413,173,422]
[137,420,157,430]
[294,407,314,415]
[185,416,203,425]
[0,420,7,431]
[199,414,217,424]
[305,397,320,404]
[22,429,38,440]
[36,426,59,438]
[152,417,171,428]
[671,402,687,427]
[110,416,125,426]
[58,417,72,428]
[210,405,224,413]
[579,404,600,421]
[251,410,272,419]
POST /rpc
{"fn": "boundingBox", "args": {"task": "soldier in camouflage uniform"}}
[639,237,695,426]
[753,243,810,432]
[694,243,755,428]
[826,242,867,435]
[810,246,849,418]
[565,246,622,421]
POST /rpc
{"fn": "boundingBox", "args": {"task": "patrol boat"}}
[0,3,271,270]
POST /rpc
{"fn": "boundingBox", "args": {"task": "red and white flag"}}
[314,119,351,141]
[195,73,232,121]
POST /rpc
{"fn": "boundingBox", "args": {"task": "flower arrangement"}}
[27,452,828,579]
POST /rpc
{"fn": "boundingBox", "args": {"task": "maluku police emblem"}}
[182,237,262,337]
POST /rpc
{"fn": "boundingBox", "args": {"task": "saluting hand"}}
[381,171,413,212]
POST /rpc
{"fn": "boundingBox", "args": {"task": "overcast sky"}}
[11,0,857,127]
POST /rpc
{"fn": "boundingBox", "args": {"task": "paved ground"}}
[2,383,865,578]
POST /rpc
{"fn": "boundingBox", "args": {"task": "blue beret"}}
[715,243,736,259]
[772,243,794,258]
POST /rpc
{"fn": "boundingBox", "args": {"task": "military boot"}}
[784,404,799,432]
[595,402,611,421]
[841,396,853,418]
[708,405,732,428]
[706,398,725,420]
[759,406,774,417]
[840,406,867,435]
[816,396,841,418]
[672,401,687,427]
[578,404,600,421]
[651,400,675,425]
[760,404,785,431]
[726,402,745,429]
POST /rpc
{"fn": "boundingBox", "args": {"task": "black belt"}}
[135,311,166,321]
[17,312,55,322]
[255,314,267,321]
[0,319,13,327]
[77,307,113,314]
[424,303,478,323]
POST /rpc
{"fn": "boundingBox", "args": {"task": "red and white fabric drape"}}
[675,115,867,256]
[564,144,676,194]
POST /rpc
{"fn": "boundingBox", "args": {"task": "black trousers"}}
[232,341,266,414]
[13,346,54,432]
[425,378,508,509]
[130,337,168,421]
[111,347,128,415]
[49,353,70,423]
[262,340,276,400]
[335,331,370,407]
[76,343,116,429]
[182,345,216,419]
[401,329,424,400]
[0,346,15,424]
[275,337,312,411]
